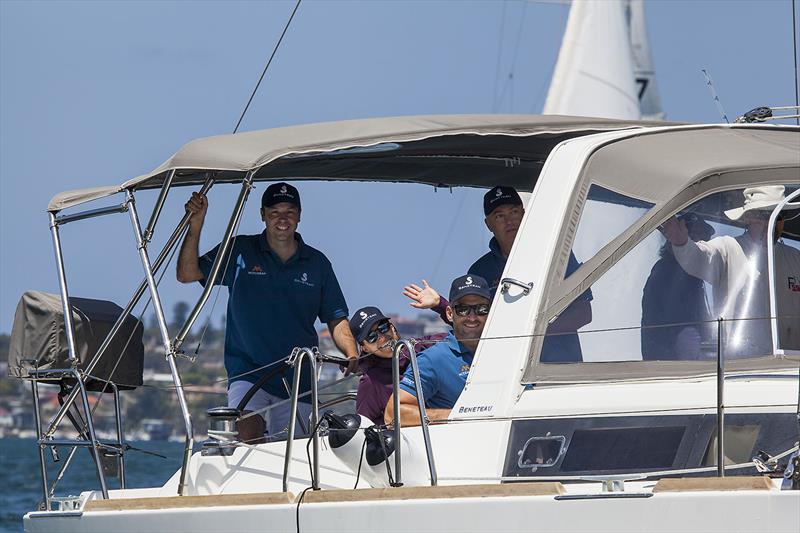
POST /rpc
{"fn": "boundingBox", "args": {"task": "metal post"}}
[126,191,193,495]
[282,348,319,492]
[44,177,215,438]
[49,446,79,499]
[391,341,403,486]
[174,171,255,351]
[404,340,438,486]
[48,213,78,363]
[143,169,176,243]
[716,317,725,478]
[31,379,50,511]
[111,382,126,488]
[73,372,109,497]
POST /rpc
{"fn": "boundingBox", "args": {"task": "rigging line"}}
[793,0,799,125]
[429,189,468,289]
[233,0,302,134]
[495,0,529,113]
[492,1,508,112]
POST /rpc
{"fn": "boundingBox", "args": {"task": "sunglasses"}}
[453,303,491,317]
[364,321,392,344]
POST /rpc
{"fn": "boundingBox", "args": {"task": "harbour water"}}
[0,438,186,532]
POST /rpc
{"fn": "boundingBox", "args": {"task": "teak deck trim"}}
[302,482,566,503]
[653,476,774,493]
[84,492,294,512]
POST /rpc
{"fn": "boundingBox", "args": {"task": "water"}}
[0,438,186,533]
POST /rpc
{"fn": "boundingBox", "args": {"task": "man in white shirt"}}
[661,186,800,358]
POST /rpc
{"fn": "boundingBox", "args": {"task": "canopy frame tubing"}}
[41,167,255,497]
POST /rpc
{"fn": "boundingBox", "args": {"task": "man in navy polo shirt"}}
[177,182,358,443]
[469,186,592,362]
[384,275,492,426]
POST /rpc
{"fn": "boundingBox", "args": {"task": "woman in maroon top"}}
[350,281,449,425]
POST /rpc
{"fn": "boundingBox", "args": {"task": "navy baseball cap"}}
[449,275,491,304]
[262,182,301,210]
[349,306,391,344]
[484,186,522,216]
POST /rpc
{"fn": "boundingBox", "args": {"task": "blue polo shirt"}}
[398,332,472,409]
[199,231,348,399]
[468,239,592,362]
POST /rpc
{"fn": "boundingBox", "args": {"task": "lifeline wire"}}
[233,0,302,134]
[92,312,800,395]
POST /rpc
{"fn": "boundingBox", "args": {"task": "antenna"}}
[792,0,799,125]
[701,69,729,124]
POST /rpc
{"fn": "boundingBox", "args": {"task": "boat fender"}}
[363,426,430,488]
[323,412,372,474]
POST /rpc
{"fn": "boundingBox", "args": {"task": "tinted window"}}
[560,426,685,472]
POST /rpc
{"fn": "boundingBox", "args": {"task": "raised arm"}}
[661,216,722,285]
[402,279,451,324]
[176,192,208,283]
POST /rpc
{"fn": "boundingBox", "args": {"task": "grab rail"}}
[282,347,320,492]
[391,339,438,486]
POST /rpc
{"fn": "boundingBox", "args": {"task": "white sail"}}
[627,0,664,119]
[543,0,664,120]
[543,0,640,119]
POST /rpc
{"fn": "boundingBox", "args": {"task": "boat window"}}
[702,425,761,466]
[517,435,566,470]
[560,426,685,472]
[541,185,800,363]
[569,184,654,268]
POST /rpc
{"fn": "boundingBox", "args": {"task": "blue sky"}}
[1,0,798,334]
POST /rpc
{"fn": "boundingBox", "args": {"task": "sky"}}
[1,0,798,335]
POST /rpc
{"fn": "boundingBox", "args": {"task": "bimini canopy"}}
[47,114,674,212]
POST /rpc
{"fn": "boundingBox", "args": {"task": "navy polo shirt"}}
[398,332,473,409]
[468,239,592,362]
[199,231,348,399]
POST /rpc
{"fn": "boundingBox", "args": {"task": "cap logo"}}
[495,188,503,197]
[466,276,473,285]
[280,185,288,194]
[301,272,308,282]
[359,311,368,320]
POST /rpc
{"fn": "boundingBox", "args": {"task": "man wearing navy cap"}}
[469,186,592,362]
[384,274,492,426]
[177,182,358,443]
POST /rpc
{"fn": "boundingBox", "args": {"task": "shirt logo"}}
[459,363,471,378]
[248,265,267,276]
[293,272,315,287]
[790,276,800,292]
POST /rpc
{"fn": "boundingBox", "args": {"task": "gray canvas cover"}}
[8,291,144,391]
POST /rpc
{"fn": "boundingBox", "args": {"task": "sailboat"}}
[15,2,800,531]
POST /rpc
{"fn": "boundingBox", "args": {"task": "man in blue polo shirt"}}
[469,186,592,362]
[384,274,491,426]
[177,182,358,443]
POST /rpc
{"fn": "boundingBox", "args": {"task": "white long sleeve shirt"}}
[672,234,800,357]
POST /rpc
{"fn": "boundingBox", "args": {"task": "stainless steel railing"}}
[391,339,438,486]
